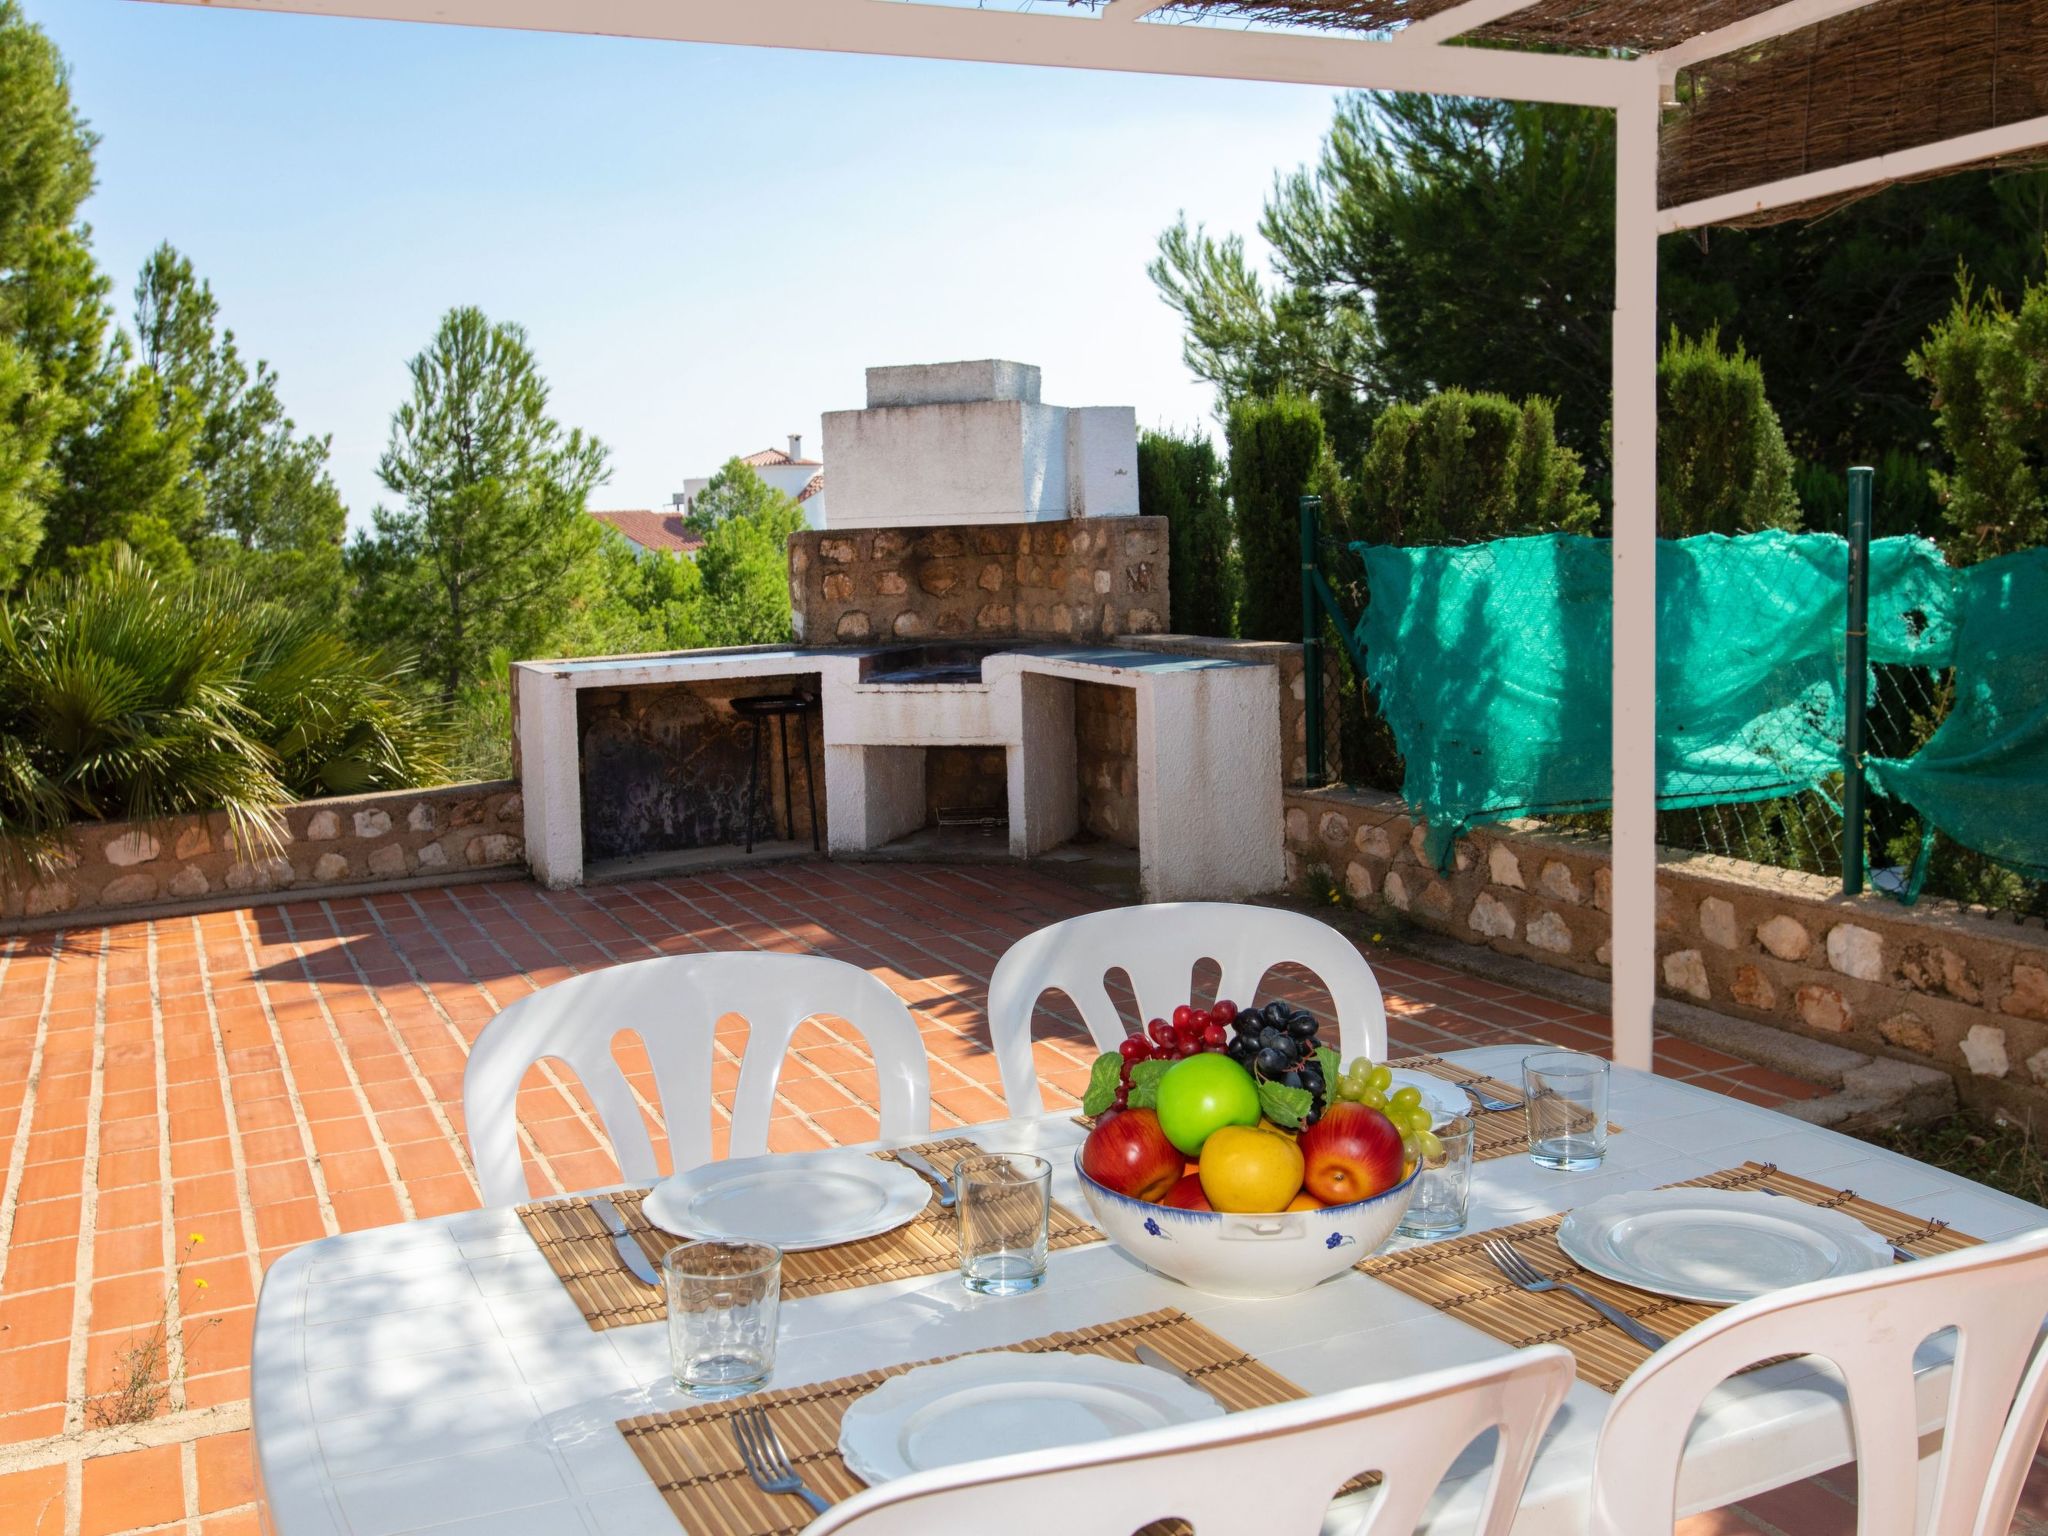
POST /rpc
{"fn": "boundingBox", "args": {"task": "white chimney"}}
[788,433,803,461]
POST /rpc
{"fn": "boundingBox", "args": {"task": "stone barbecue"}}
[513,361,1283,900]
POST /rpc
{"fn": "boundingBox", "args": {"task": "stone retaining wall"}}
[1,781,525,926]
[1287,784,2048,1119]
[787,517,1168,644]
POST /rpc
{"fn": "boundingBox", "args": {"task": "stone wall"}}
[577,679,825,860]
[1285,784,2048,1118]
[788,517,1168,645]
[1,781,526,926]
[1074,681,1138,847]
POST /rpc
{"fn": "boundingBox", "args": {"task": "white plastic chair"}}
[1589,1228,2048,1536]
[462,952,932,1205]
[986,901,1389,1113]
[804,1345,1574,1536]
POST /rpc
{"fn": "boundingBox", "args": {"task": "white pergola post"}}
[1608,63,1662,1071]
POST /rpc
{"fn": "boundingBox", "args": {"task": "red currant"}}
[1171,1005,1195,1031]
[1111,1086,1130,1110]
[1214,999,1238,1025]
[1191,1009,1214,1033]
[1119,1035,1150,1062]
[1201,1023,1228,1049]
[1147,1017,1174,1046]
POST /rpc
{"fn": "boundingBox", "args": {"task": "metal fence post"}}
[1843,465,1873,896]
[1300,494,1326,790]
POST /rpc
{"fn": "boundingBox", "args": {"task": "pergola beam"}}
[1660,109,2048,229]
[132,0,1635,106]
[1394,0,1546,47]
[1649,0,1887,86]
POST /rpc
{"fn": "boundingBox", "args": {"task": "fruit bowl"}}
[1073,1151,1418,1299]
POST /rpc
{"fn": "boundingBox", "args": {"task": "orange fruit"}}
[1198,1124,1306,1213]
[1284,1191,1325,1211]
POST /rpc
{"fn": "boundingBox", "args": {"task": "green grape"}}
[1360,1087,1388,1111]
[1402,1105,1437,1137]
[1365,1065,1393,1094]
[1416,1128,1445,1161]
[1346,1057,1372,1080]
[1337,1070,1367,1102]
[1389,1085,1423,1114]
[1398,1130,1419,1160]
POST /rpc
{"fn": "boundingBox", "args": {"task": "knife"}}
[1135,1344,1228,1410]
[894,1147,956,1209]
[589,1195,660,1287]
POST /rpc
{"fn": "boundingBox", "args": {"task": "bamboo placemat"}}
[516,1139,1101,1331]
[619,1307,1364,1536]
[1357,1160,1980,1392]
[1390,1053,1624,1163]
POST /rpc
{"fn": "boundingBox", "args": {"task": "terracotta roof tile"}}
[588,510,704,555]
[797,472,825,503]
[741,446,823,468]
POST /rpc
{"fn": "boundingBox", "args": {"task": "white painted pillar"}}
[1609,67,1661,1071]
[514,664,585,890]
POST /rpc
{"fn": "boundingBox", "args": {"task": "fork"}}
[731,1404,832,1517]
[1482,1236,1668,1351]
[1457,1078,1520,1113]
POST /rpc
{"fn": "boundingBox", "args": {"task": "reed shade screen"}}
[1391,1055,1622,1163]
[618,1308,1368,1536]
[516,1139,1100,1332]
[1356,1160,1981,1392]
[1158,0,2048,221]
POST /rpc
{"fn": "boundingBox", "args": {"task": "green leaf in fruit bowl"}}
[1127,1057,1173,1110]
[1256,1079,1315,1129]
[1315,1045,1341,1090]
[1081,1053,1122,1117]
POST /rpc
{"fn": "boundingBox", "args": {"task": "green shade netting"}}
[1352,531,1957,867]
[1865,548,2048,882]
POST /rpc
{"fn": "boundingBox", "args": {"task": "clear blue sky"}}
[30,0,1343,529]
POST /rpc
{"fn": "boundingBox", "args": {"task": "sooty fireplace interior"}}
[513,361,1285,901]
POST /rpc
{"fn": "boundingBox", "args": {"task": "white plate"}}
[839,1352,1225,1485]
[1386,1069,1468,1125]
[1556,1189,1891,1304]
[640,1151,930,1251]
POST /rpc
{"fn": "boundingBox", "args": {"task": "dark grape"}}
[1280,1070,1303,1089]
[1258,1026,1285,1048]
[1287,1016,1319,1041]
[1301,1067,1326,1094]
[1254,1045,1290,1077]
[1259,1003,1290,1029]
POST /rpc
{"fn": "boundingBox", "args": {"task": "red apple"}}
[1298,1102,1405,1205]
[1081,1108,1182,1203]
[1161,1173,1212,1211]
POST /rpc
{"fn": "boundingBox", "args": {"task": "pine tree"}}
[353,307,611,701]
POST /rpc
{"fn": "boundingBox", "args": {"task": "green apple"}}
[1154,1053,1262,1157]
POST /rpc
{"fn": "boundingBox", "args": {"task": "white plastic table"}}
[248,1046,2048,1536]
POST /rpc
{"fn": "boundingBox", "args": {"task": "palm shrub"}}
[0,558,445,874]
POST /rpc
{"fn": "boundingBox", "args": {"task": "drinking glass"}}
[1522,1050,1610,1170]
[1396,1114,1475,1238]
[956,1153,1052,1295]
[664,1239,780,1397]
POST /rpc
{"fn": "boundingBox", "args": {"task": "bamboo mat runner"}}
[618,1307,1362,1536]
[1357,1160,1980,1392]
[1389,1054,1623,1162]
[517,1138,1101,1331]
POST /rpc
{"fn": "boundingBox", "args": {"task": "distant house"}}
[587,510,705,558]
[680,435,827,528]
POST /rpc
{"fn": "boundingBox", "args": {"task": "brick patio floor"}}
[5,857,2033,1536]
